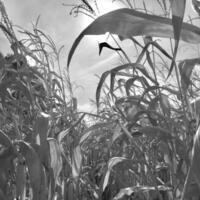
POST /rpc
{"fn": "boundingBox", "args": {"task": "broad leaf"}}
[67,8,200,67]
[48,138,63,184]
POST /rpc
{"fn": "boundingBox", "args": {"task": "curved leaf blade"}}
[67,8,200,67]
[168,0,186,78]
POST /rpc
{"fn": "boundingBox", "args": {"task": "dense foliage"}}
[1,0,200,200]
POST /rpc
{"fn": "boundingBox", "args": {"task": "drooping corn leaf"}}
[18,141,42,200]
[168,0,186,78]
[67,8,200,67]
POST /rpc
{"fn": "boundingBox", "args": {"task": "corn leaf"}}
[18,141,42,200]
[48,138,63,184]
[96,63,156,107]
[160,94,171,117]
[67,8,200,67]
[34,112,50,168]
[72,145,82,180]
[102,157,126,191]
[168,0,186,77]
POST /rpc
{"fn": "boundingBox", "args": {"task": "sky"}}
[0,0,199,112]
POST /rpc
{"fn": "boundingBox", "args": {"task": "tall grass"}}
[66,0,200,200]
[1,0,200,200]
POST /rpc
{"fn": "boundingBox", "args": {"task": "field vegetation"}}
[0,0,200,199]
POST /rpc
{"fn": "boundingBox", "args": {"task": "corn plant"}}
[67,0,200,199]
[0,1,88,200]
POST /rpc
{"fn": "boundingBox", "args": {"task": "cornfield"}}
[0,0,200,199]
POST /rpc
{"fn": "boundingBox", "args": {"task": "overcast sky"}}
[0,0,199,112]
